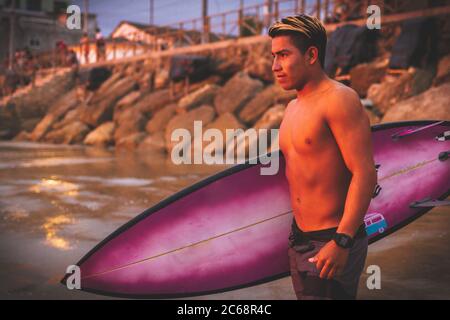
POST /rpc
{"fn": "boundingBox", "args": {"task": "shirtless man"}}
[269,15,377,300]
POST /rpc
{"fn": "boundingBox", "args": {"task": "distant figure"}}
[80,33,90,64]
[67,49,80,83]
[23,47,37,87]
[56,40,68,67]
[95,28,106,62]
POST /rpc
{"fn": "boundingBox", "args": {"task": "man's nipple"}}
[305,138,312,145]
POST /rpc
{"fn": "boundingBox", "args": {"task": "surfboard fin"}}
[436,131,450,142]
[391,121,444,140]
[410,198,450,208]
[438,151,450,161]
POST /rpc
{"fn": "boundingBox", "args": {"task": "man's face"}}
[271,35,309,91]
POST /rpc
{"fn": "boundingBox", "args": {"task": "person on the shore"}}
[269,14,377,300]
[56,40,68,67]
[80,33,90,64]
[95,28,106,62]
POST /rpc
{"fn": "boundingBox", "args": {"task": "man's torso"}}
[279,80,353,231]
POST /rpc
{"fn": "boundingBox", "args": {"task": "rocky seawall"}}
[1,33,449,156]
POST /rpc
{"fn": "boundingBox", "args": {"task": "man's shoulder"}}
[327,80,360,102]
[286,98,298,109]
[325,82,364,120]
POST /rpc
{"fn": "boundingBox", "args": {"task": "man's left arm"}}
[328,90,377,238]
[310,89,377,279]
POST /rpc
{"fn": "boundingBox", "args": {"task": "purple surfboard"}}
[62,120,450,298]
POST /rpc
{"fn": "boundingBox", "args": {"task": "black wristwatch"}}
[333,233,354,249]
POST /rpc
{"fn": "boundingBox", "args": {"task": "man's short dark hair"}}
[268,14,327,68]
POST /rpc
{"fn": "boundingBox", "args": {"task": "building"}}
[0,0,97,63]
[110,20,229,51]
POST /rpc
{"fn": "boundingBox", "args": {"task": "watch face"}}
[335,234,353,248]
[340,236,349,246]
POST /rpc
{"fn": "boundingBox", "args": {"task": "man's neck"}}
[296,69,329,100]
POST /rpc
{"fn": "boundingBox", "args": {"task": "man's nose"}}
[272,58,282,72]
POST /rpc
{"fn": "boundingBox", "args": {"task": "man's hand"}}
[308,241,350,279]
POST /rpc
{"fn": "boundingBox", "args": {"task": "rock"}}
[165,105,216,153]
[52,107,82,130]
[135,89,172,116]
[137,131,166,154]
[245,57,274,83]
[30,89,79,141]
[203,112,245,152]
[146,104,177,134]
[367,67,434,114]
[177,84,220,111]
[90,71,123,104]
[44,121,90,144]
[273,84,297,105]
[361,99,382,125]
[214,72,264,115]
[8,69,74,121]
[155,69,170,90]
[114,107,147,143]
[382,83,450,122]
[80,77,137,127]
[113,91,142,122]
[13,130,31,142]
[350,59,388,97]
[116,132,147,152]
[83,121,115,147]
[434,54,450,86]
[243,41,274,83]
[246,57,273,83]
[238,85,285,125]
[254,104,285,129]
[20,118,41,133]
[0,102,20,140]
[365,109,382,125]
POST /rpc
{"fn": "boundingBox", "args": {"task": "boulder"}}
[367,67,434,114]
[135,89,172,116]
[90,71,123,104]
[177,84,220,111]
[13,130,31,142]
[145,104,177,134]
[80,77,137,127]
[214,72,263,115]
[44,121,90,144]
[243,41,274,83]
[382,83,450,122]
[113,91,142,122]
[155,69,170,90]
[254,104,285,129]
[52,107,82,130]
[116,132,147,152]
[245,57,274,83]
[114,107,147,143]
[83,121,115,147]
[165,105,216,153]
[433,54,450,86]
[349,59,388,97]
[238,85,285,125]
[203,112,245,152]
[137,131,166,154]
[30,89,79,141]
[273,84,297,106]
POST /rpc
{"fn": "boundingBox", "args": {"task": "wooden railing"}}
[5,0,450,68]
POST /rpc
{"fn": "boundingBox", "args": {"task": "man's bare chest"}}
[279,103,334,156]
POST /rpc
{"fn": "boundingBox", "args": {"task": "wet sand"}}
[0,141,448,300]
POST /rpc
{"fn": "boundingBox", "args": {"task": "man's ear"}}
[306,47,319,65]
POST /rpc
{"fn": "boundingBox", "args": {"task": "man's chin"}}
[277,82,293,91]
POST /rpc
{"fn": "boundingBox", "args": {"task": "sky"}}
[71,0,273,36]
